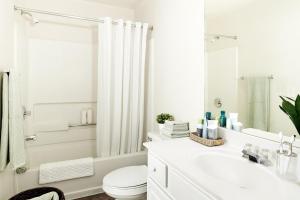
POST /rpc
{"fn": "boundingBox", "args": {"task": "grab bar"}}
[69,123,96,128]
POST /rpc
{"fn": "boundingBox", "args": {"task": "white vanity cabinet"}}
[147,153,213,200]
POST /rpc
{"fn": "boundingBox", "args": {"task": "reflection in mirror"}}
[204,0,300,137]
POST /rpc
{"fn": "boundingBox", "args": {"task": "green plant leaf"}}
[279,105,288,114]
[295,95,300,113]
[284,96,295,102]
[279,95,300,136]
[282,100,297,118]
[156,113,174,124]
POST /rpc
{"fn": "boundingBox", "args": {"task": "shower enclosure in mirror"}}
[204,0,300,136]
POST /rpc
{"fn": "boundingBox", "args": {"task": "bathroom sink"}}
[194,152,280,194]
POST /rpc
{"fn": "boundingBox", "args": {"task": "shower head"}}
[21,10,39,25]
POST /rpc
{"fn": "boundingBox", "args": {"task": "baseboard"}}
[65,186,104,200]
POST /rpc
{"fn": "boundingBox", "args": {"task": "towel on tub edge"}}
[39,157,94,184]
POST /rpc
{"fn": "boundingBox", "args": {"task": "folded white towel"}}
[164,121,189,131]
[161,128,190,138]
[28,192,59,200]
[163,133,189,138]
[39,157,94,184]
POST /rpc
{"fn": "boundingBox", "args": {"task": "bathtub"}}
[17,125,147,199]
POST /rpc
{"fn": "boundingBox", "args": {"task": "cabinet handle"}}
[153,168,156,172]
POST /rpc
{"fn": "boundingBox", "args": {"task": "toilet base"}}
[106,192,146,200]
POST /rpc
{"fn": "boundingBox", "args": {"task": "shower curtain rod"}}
[14,6,154,31]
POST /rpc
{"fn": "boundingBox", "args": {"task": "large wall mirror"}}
[204,0,300,137]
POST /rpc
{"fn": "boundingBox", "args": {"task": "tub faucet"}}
[242,143,272,166]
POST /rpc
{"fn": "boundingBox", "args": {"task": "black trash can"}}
[9,187,65,200]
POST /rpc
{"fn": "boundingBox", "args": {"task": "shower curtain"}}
[97,18,148,157]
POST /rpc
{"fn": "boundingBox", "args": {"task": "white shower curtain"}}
[97,18,148,157]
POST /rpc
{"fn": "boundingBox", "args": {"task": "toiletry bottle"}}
[203,114,208,139]
[219,110,227,128]
[226,118,232,129]
[196,119,203,137]
[206,112,212,120]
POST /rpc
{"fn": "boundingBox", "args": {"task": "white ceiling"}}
[205,0,255,17]
[85,0,142,9]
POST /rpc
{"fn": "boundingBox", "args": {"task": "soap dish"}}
[190,132,224,147]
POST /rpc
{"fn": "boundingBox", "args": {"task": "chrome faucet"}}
[242,143,272,166]
[276,135,298,180]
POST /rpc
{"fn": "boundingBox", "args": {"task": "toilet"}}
[103,165,147,200]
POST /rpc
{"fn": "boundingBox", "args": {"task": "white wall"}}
[0,0,14,70]
[135,0,205,131]
[206,0,300,135]
[206,47,238,117]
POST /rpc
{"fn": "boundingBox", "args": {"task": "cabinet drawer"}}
[148,179,172,200]
[148,154,168,188]
[168,168,211,200]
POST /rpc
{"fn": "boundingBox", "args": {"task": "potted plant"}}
[156,113,174,132]
[279,95,300,136]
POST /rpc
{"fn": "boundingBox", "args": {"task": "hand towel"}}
[9,70,26,169]
[246,77,270,131]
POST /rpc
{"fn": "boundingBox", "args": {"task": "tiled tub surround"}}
[144,128,300,200]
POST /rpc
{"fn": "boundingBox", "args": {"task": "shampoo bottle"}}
[219,110,227,128]
[203,114,208,139]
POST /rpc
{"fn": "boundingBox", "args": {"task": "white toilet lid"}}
[103,165,147,188]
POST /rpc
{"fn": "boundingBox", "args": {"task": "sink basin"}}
[194,152,281,194]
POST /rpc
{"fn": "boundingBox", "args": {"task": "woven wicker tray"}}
[190,132,224,147]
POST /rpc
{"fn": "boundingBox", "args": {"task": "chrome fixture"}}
[242,143,272,166]
[14,6,153,31]
[22,106,31,119]
[25,135,37,142]
[16,166,27,174]
[276,135,298,180]
[214,98,222,108]
[277,135,297,157]
[20,9,39,25]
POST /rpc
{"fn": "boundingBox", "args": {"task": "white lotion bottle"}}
[81,109,87,125]
[87,108,93,124]
[226,118,232,129]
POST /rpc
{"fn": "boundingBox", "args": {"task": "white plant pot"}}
[158,123,164,134]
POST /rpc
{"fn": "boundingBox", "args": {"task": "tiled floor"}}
[76,193,114,200]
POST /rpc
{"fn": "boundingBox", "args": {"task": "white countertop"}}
[144,136,300,200]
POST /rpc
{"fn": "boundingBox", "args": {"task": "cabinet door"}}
[168,169,212,200]
[148,179,172,200]
[148,154,168,188]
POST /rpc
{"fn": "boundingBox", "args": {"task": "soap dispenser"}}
[276,135,298,181]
